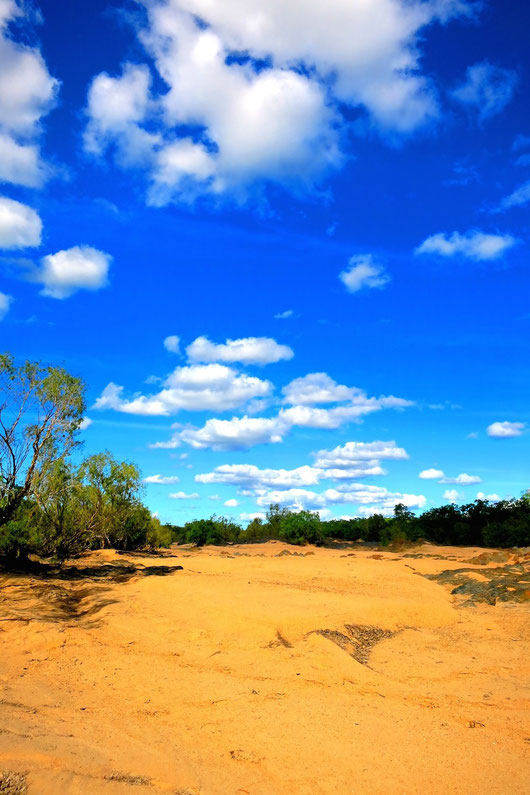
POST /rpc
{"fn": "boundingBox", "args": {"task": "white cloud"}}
[0,196,41,248]
[196,441,408,491]
[36,246,111,299]
[278,392,412,431]
[186,335,293,365]
[487,421,526,438]
[441,473,481,485]
[419,467,444,479]
[443,489,460,503]
[254,484,426,512]
[339,254,390,294]
[0,133,49,187]
[0,290,12,320]
[451,62,517,120]
[79,417,93,430]
[274,309,294,319]
[283,372,357,405]
[163,335,180,354]
[143,474,181,484]
[197,463,323,490]
[83,0,475,202]
[94,363,271,416]
[178,415,285,451]
[415,230,517,260]
[224,498,239,507]
[497,180,530,212]
[169,491,199,499]
[476,492,500,502]
[0,1,58,187]
[313,440,408,468]
[240,511,266,522]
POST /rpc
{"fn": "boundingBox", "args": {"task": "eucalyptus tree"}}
[0,353,85,527]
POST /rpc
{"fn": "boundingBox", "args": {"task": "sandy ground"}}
[0,542,529,794]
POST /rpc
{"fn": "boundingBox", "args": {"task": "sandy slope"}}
[0,542,529,794]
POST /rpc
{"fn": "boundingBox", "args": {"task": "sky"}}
[1,0,529,525]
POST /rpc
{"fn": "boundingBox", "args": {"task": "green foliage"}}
[0,352,85,527]
[277,509,323,546]
[183,516,241,546]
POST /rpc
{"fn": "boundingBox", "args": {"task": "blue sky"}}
[1,0,529,524]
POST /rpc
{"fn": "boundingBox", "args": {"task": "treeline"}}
[0,354,169,563]
[165,497,530,549]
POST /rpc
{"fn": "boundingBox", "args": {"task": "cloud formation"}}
[186,336,293,365]
[83,0,475,203]
[415,230,517,260]
[163,335,181,354]
[168,491,199,499]
[37,246,111,299]
[487,421,525,438]
[418,468,444,479]
[496,180,530,212]
[339,255,390,294]
[451,61,517,120]
[143,474,181,484]
[0,196,42,248]
[0,1,58,187]
[0,291,12,320]
[94,363,272,416]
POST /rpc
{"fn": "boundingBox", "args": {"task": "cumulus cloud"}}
[0,196,41,248]
[36,246,111,299]
[283,373,357,405]
[186,335,293,365]
[415,230,517,260]
[178,416,285,451]
[274,310,294,320]
[147,372,413,449]
[418,468,444,479]
[0,1,58,187]
[254,484,426,513]
[476,492,500,502]
[440,473,481,485]
[143,474,181,484]
[163,335,180,354]
[0,291,12,320]
[487,421,525,438]
[79,417,93,430]
[313,441,408,469]
[94,363,271,416]
[496,180,530,212]
[83,0,475,203]
[224,498,239,507]
[240,512,266,522]
[196,441,408,491]
[451,62,517,120]
[443,489,460,502]
[168,491,199,499]
[339,255,390,294]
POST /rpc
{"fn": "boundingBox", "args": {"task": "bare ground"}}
[0,542,529,794]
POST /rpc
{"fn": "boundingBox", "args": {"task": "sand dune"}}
[0,542,529,793]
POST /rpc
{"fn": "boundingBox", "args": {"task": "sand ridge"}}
[0,542,529,793]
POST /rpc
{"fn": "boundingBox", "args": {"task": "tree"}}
[0,353,85,527]
[76,452,145,549]
[278,509,323,545]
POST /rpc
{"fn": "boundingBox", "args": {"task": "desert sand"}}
[0,542,529,794]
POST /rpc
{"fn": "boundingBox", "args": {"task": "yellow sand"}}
[0,542,529,793]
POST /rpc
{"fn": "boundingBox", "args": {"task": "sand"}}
[0,542,529,794]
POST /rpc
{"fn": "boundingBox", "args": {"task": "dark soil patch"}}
[0,770,27,795]
[424,564,530,605]
[310,624,397,665]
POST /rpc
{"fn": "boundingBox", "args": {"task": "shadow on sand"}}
[0,557,184,628]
